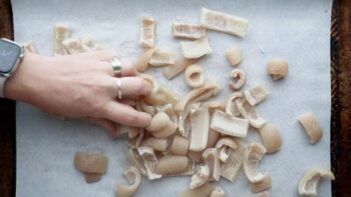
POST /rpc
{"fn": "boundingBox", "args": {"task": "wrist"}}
[4,53,52,102]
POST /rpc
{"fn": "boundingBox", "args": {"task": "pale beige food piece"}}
[200,8,248,37]
[229,69,246,90]
[298,168,335,197]
[226,46,243,66]
[53,24,70,55]
[172,22,207,39]
[157,103,178,126]
[140,137,169,152]
[179,183,216,197]
[135,47,158,72]
[127,149,147,176]
[136,146,162,180]
[210,187,225,197]
[146,111,170,132]
[202,101,225,113]
[187,150,203,163]
[128,128,139,139]
[184,64,205,88]
[62,38,85,54]
[220,142,245,182]
[189,107,210,151]
[225,91,243,117]
[243,143,268,183]
[180,38,213,59]
[255,191,270,197]
[215,137,238,163]
[175,81,221,112]
[149,49,174,66]
[127,130,144,148]
[155,156,189,175]
[116,166,141,197]
[137,101,156,116]
[84,173,102,183]
[210,109,249,138]
[206,129,221,149]
[158,85,180,105]
[143,85,179,106]
[297,112,323,144]
[202,148,220,181]
[163,57,198,79]
[23,42,37,53]
[250,173,272,193]
[244,85,269,106]
[170,135,190,156]
[151,121,177,138]
[267,59,289,80]
[178,103,200,137]
[140,16,156,48]
[190,165,210,189]
[74,152,108,174]
[258,123,282,153]
[236,98,266,128]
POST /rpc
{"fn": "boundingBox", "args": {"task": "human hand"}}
[4,51,152,136]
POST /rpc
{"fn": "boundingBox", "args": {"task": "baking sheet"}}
[12,0,333,196]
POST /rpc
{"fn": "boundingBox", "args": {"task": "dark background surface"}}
[0,0,350,196]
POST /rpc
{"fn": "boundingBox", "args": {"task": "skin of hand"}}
[4,50,152,137]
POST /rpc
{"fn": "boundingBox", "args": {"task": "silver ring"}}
[111,56,122,77]
[116,78,123,99]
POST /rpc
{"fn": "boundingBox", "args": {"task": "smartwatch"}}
[0,38,25,98]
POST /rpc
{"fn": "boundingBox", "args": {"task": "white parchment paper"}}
[12,0,332,196]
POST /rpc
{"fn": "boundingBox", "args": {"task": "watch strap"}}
[0,76,6,97]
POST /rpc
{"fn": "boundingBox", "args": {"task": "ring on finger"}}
[111,56,122,77]
[116,78,123,99]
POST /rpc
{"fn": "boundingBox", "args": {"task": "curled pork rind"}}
[179,183,216,197]
[140,137,169,152]
[184,64,205,88]
[258,123,282,153]
[116,166,141,197]
[202,148,221,181]
[170,135,190,156]
[127,149,147,176]
[236,98,266,129]
[163,57,198,80]
[136,146,162,180]
[215,137,238,163]
[297,112,323,144]
[298,168,335,197]
[140,16,156,48]
[175,81,221,112]
[210,109,249,138]
[149,49,174,67]
[225,92,243,117]
[229,69,246,90]
[178,102,200,137]
[220,142,245,182]
[267,59,289,80]
[190,165,210,189]
[200,8,248,37]
[243,143,268,183]
[172,22,207,39]
[155,156,189,175]
[226,46,243,66]
[189,106,210,151]
[250,173,272,193]
[145,111,169,132]
[244,85,269,106]
[53,24,70,55]
[210,187,225,197]
[180,37,213,59]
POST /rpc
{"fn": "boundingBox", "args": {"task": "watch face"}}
[0,39,22,75]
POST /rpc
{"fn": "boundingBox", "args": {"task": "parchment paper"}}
[12,0,332,196]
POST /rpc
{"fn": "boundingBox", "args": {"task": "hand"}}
[4,51,152,136]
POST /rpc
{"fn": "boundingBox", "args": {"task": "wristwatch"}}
[0,38,25,98]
